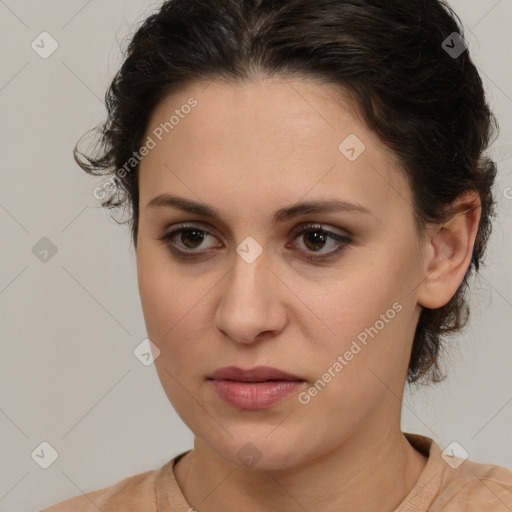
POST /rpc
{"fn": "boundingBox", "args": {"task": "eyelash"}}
[157,223,351,262]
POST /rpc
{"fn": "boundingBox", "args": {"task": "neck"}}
[173,421,427,512]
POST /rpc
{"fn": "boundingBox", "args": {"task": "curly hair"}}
[75,0,498,384]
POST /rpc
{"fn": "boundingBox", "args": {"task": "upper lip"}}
[208,366,304,382]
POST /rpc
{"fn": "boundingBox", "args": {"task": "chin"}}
[205,430,311,472]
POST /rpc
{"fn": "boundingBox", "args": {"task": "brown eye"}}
[291,224,351,261]
[158,224,221,259]
[177,229,207,249]
[301,230,329,251]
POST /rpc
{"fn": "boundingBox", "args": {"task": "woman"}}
[41,0,512,510]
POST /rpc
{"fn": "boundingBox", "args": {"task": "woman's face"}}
[136,76,428,470]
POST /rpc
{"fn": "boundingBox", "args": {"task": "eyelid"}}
[161,220,351,239]
[290,222,351,239]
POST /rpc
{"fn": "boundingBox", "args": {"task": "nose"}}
[214,249,288,345]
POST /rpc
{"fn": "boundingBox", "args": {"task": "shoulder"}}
[402,433,512,511]
[39,467,159,512]
[438,456,512,510]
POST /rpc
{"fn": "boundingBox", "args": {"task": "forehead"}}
[138,76,410,223]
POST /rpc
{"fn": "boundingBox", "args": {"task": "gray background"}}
[0,1,511,510]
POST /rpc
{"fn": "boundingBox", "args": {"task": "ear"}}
[417,191,481,309]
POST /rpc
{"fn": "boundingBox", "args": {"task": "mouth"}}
[206,366,306,410]
[207,377,305,383]
[207,365,305,383]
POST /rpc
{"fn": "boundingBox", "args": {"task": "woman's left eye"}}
[158,223,351,261]
[290,224,351,260]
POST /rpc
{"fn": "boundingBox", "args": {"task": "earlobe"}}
[417,192,481,310]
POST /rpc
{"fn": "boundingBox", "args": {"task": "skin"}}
[135,75,481,512]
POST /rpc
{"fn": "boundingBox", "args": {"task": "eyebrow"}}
[146,194,373,224]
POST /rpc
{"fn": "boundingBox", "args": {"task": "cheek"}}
[137,246,213,366]
[137,250,210,419]
[317,258,399,335]
[137,247,191,331]
[312,285,403,383]
[307,245,416,380]
[295,280,410,431]
[137,251,170,338]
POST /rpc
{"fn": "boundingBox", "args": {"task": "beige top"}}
[40,433,512,511]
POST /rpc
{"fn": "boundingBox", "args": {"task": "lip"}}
[207,366,306,410]
[208,365,304,382]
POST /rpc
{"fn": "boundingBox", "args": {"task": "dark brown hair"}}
[76,0,498,384]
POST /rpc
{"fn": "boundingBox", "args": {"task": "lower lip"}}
[209,379,305,410]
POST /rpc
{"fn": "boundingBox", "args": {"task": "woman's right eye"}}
[158,225,220,259]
